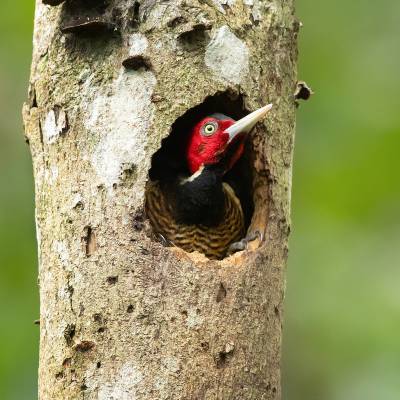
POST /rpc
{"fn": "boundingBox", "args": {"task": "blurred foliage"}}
[0,1,38,399]
[283,1,400,400]
[0,1,399,399]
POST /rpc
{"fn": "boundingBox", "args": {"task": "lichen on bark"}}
[23,0,298,398]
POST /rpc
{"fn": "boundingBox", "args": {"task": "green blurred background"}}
[0,1,399,399]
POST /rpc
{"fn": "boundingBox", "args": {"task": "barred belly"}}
[145,181,245,260]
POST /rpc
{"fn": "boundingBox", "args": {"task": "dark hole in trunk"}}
[147,91,268,260]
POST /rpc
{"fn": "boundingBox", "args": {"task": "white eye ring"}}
[202,121,218,136]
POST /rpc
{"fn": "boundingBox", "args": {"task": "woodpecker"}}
[145,104,272,259]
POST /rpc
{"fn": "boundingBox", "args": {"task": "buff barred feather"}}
[145,181,245,259]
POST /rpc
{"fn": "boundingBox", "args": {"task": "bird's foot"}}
[155,233,174,247]
[227,231,262,256]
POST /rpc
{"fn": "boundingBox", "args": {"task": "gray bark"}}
[23,0,297,399]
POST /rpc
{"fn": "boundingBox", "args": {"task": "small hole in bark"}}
[60,0,117,36]
[167,16,187,28]
[73,340,96,353]
[106,276,118,285]
[122,55,152,71]
[216,352,228,368]
[67,0,110,12]
[64,324,76,346]
[62,357,72,368]
[178,25,210,51]
[61,19,117,36]
[93,313,102,323]
[140,247,150,255]
[216,282,227,302]
[107,276,118,285]
[43,0,65,5]
[216,343,234,368]
[97,327,106,333]
[200,342,209,351]
[121,162,137,184]
[28,84,37,108]
[55,371,64,380]
[130,1,141,28]
[127,305,134,313]
[96,361,102,368]
[83,226,96,256]
[72,199,84,211]
[132,208,145,231]
[146,91,270,261]
[81,384,88,391]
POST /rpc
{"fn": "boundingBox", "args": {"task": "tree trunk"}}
[23,0,297,399]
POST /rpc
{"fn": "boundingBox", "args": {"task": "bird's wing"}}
[145,181,245,259]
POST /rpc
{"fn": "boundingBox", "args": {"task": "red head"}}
[185,104,273,174]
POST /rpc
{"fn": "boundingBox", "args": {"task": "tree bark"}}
[23,0,297,399]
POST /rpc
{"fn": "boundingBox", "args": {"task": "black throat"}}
[172,164,226,227]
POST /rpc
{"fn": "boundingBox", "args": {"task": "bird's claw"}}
[227,230,262,255]
[156,233,174,247]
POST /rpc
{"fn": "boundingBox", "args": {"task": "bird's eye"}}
[201,122,218,136]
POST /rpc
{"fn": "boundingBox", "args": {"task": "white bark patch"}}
[35,210,42,265]
[58,285,72,301]
[50,165,58,182]
[43,108,68,144]
[162,356,181,374]
[36,163,60,187]
[127,33,148,57]
[98,362,144,400]
[33,4,56,58]
[44,164,58,185]
[186,307,203,328]
[53,240,70,269]
[252,4,263,23]
[88,69,156,190]
[244,0,263,22]
[141,3,169,31]
[225,341,235,353]
[205,26,249,84]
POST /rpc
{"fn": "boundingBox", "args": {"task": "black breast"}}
[170,165,226,227]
